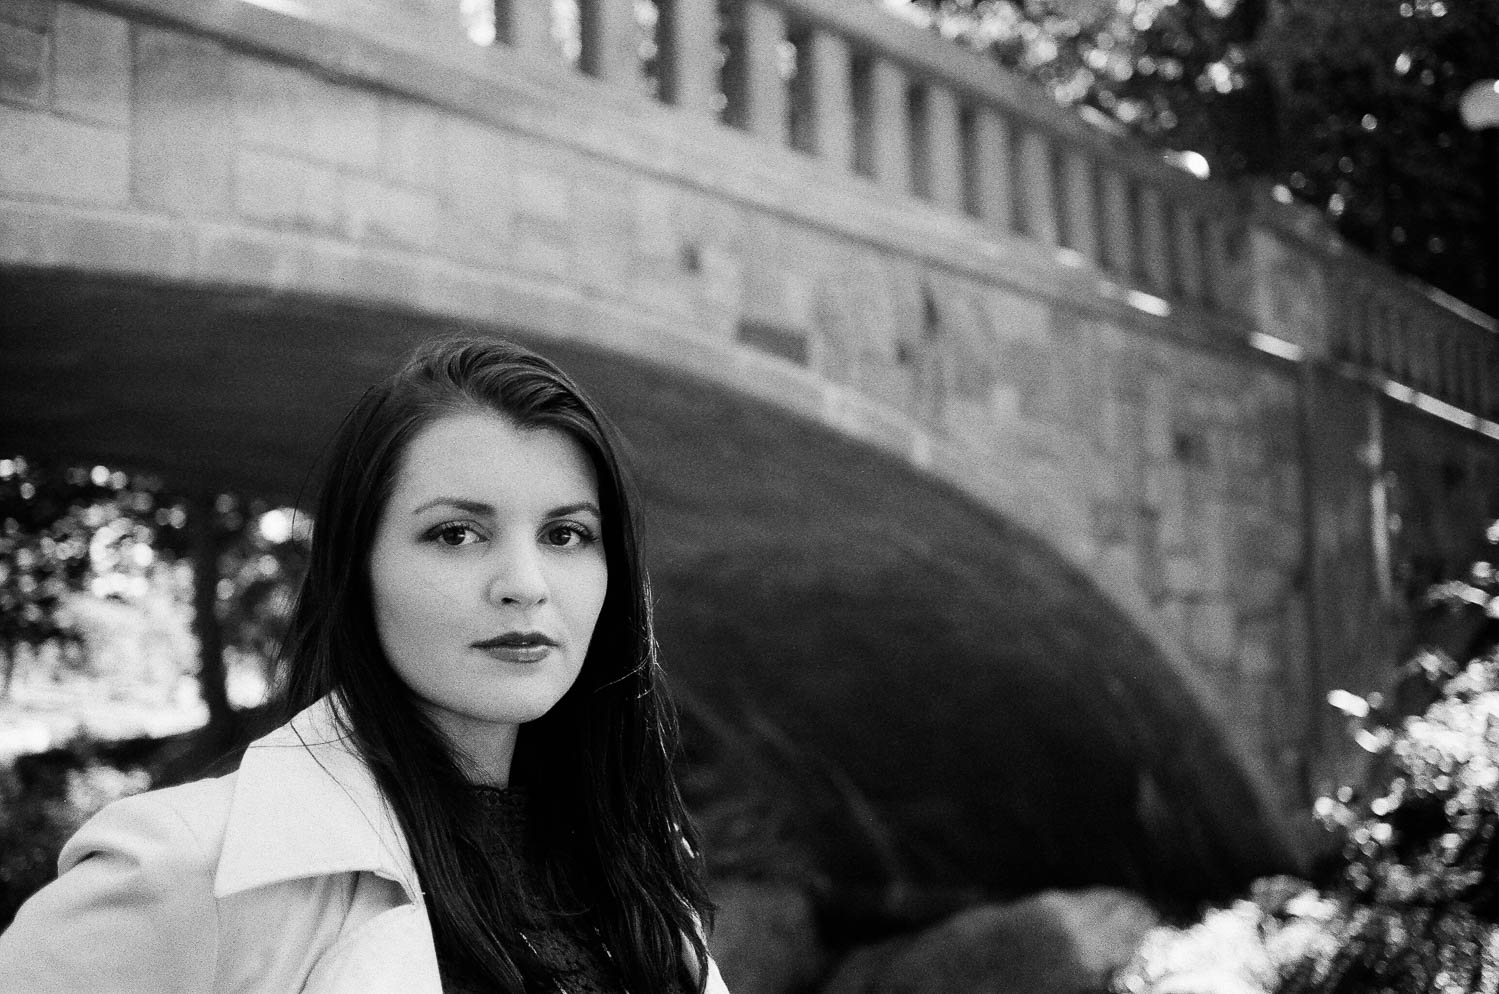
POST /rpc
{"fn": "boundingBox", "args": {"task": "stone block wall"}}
[1,3,129,207]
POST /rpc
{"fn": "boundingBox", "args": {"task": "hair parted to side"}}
[276,336,712,993]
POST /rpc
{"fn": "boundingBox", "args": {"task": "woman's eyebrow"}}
[549,501,602,520]
[411,497,492,516]
[408,498,602,518]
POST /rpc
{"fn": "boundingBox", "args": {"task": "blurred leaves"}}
[0,456,307,708]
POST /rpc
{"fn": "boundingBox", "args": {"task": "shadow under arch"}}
[0,267,1297,910]
[545,339,1299,913]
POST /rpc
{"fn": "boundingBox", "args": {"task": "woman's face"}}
[368,409,608,781]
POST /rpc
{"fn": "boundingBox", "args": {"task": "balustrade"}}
[460,0,1497,424]
[1326,251,1499,421]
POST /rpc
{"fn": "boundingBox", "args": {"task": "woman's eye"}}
[544,523,595,548]
[431,523,482,547]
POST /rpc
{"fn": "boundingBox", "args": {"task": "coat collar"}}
[213,696,422,902]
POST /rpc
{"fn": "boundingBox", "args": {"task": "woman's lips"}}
[472,633,557,664]
[475,643,551,664]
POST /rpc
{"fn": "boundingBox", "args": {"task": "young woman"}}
[0,337,726,994]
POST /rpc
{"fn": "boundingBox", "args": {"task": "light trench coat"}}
[0,698,730,994]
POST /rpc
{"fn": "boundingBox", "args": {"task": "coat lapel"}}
[213,697,422,904]
[212,697,728,994]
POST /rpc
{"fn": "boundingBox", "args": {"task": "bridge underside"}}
[0,267,1293,906]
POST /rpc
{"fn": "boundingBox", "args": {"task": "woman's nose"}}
[485,543,548,607]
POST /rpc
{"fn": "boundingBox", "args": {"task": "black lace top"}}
[432,786,628,994]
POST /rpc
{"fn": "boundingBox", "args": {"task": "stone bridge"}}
[3,0,1498,901]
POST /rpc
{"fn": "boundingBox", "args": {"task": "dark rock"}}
[819,888,1159,994]
[709,880,825,994]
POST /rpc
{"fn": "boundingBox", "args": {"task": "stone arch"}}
[1,267,1297,904]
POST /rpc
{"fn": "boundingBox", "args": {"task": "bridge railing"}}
[483,0,1238,305]
[1328,249,1498,422]
[357,0,1499,423]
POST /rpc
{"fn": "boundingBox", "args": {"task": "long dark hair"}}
[277,337,712,992]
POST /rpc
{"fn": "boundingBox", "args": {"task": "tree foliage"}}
[893,0,1499,314]
[0,458,187,694]
[0,457,306,712]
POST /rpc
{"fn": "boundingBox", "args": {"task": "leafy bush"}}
[0,739,151,930]
[1113,521,1499,993]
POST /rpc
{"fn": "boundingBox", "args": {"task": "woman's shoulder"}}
[58,773,239,875]
[0,774,237,993]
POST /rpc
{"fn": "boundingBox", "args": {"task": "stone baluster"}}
[1449,333,1465,408]
[1015,127,1059,246]
[1392,306,1413,383]
[1457,334,1469,407]
[1433,323,1450,399]
[924,84,963,212]
[659,0,718,114]
[1456,337,1477,412]
[1325,285,1349,360]
[1466,338,1483,412]
[1469,338,1488,415]
[1371,299,1390,372]
[868,55,911,193]
[580,0,639,83]
[1059,147,1098,265]
[497,0,551,53]
[1411,311,1429,386]
[968,105,1013,233]
[1394,306,1413,388]
[1388,305,1406,382]
[1481,343,1498,421]
[1358,296,1379,368]
[908,85,931,196]
[1409,306,1431,392]
[1138,184,1172,295]
[1416,319,1433,391]
[806,27,854,169]
[1439,328,1460,405]
[1322,285,1344,360]
[1202,216,1232,312]
[1373,302,1397,377]
[1442,333,1459,405]
[1363,298,1382,369]
[1099,169,1133,279]
[1442,331,1459,404]
[1172,205,1205,302]
[739,1,787,143]
[1355,296,1374,366]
